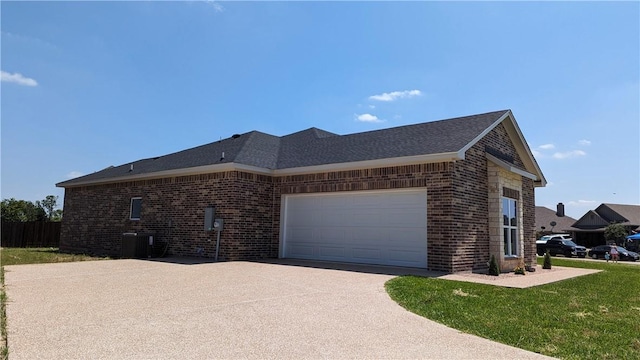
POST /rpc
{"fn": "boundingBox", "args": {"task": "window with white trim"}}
[502,197,518,256]
[130,197,142,220]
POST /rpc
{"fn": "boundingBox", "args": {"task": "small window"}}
[130,197,142,220]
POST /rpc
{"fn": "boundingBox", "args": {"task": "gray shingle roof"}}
[57,110,511,187]
[535,206,579,232]
[599,203,640,227]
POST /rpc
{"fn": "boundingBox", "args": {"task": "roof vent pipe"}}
[556,202,565,217]
[220,152,225,161]
[129,164,134,172]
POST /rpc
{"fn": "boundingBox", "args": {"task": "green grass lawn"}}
[1,247,109,266]
[0,248,109,359]
[386,258,640,360]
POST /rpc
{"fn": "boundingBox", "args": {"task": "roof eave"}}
[273,152,462,176]
[56,162,273,188]
[56,152,463,188]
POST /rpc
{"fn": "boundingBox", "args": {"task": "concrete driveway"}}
[5,259,553,359]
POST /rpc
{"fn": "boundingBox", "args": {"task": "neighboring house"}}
[535,203,578,235]
[56,110,546,273]
[571,203,640,247]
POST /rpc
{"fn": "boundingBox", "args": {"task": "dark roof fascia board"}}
[273,151,462,176]
[56,152,462,188]
[486,153,537,180]
[55,163,273,188]
[461,110,546,187]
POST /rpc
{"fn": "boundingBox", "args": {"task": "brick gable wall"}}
[450,123,532,272]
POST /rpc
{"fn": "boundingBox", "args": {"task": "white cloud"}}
[552,150,586,159]
[355,113,384,123]
[368,105,376,109]
[532,149,542,157]
[205,0,224,12]
[369,89,421,102]
[66,171,84,179]
[578,139,591,146]
[538,144,555,150]
[1,70,38,86]
[567,200,598,207]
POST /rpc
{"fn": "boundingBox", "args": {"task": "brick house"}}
[56,110,546,273]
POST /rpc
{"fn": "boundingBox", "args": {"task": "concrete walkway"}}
[5,259,555,359]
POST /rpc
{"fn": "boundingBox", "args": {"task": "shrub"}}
[604,223,627,245]
[488,254,500,276]
[543,251,552,269]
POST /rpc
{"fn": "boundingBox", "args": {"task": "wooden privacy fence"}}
[1,221,61,248]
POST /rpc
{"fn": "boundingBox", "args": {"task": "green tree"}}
[51,209,64,222]
[0,198,46,222]
[604,223,627,245]
[36,195,59,221]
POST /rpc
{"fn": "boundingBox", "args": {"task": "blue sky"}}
[1,1,638,219]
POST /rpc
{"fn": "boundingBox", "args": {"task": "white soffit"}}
[486,153,537,180]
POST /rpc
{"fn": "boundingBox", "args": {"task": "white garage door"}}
[281,189,427,268]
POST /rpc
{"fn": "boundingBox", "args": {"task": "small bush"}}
[543,251,552,269]
[488,254,500,276]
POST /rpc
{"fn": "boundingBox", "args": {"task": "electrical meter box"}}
[204,206,216,231]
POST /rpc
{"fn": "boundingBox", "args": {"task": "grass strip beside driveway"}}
[1,267,7,360]
[385,258,640,360]
[1,247,109,266]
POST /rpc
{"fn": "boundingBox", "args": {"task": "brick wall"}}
[61,171,274,260]
[522,177,536,266]
[60,123,537,273]
[450,123,533,272]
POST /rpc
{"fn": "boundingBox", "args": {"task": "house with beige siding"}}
[56,110,546,273]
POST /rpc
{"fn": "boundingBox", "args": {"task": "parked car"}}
[536,234,572,246]
[537,238,587,257]
[588,245,639,261]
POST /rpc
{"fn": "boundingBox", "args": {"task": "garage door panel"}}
[387,249,424,260]
[351,247,382,261]
[287,227,314,242]
[283,190,427,268]
[350,212,385,227]
[393,228,427,243]
[320,196,350,208]
[318,246,346,259]
[287,210,320,227]
[352,228,386,243]
[322,210,350,227]
[318,228,347,243]
[387,250,425,267]
[386,211,427,227]
[352,194,386,207]
[287,243,315,257]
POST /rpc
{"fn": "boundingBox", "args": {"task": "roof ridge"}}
[282,127,338,139]
[341,109,511,139]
